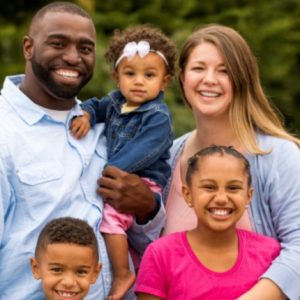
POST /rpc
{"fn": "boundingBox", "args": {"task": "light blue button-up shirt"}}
[0,75,165,299]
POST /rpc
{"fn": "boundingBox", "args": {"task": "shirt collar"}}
[2,75,82,125]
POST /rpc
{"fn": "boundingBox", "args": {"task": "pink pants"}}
[100,178,162,236]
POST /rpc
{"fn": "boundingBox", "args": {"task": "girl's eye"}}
[124,71,134,76]
[145,72,155,78]
[228,185,241,191]
[202,185,215,190]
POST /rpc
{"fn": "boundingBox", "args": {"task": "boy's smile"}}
[31,243,101,300]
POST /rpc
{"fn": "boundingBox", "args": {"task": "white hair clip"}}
[115,40,168,67]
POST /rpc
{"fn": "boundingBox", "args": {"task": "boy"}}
[30,217,102,300]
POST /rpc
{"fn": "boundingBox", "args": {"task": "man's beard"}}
[31,56,92,100]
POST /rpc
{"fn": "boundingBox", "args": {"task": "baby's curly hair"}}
[104,24,177,76]
[34,217,99,261]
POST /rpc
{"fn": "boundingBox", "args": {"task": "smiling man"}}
[0,2,165,300]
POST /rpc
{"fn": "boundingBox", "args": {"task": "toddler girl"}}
[71,24,176,300]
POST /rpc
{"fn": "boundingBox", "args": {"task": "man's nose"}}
[62,45,82,65]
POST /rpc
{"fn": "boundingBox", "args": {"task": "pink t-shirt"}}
[163,158,252,235]
[135,230,280,300]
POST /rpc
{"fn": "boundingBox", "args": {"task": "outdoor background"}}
[1,0,300,137]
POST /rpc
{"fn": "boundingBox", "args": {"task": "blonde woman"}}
[161,24,300,300]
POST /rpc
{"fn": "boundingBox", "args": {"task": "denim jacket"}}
[81,90,173,187]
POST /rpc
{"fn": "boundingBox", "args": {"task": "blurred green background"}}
[1,0,300,138]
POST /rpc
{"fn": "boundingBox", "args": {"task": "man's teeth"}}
[56,70,79,78]
[200,91,220,97]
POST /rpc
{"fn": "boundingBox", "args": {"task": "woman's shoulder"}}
[256,133,300,155]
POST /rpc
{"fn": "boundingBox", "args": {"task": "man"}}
[0,2,164,299]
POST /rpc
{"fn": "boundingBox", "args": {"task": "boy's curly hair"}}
[104,24,177,76]
[34,217,99,261]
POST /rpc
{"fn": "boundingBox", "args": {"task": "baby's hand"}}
[70,111,91,139]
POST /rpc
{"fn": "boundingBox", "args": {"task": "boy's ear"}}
[30,257,41,280]
[182,185,193,208]
[90,263,102,284]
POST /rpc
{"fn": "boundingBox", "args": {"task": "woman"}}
[162,24,300,300]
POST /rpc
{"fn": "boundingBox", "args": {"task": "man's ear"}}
[30,257,41,280]
[182,184,193,208]
[90,263,102,284]
[23,35,34,60]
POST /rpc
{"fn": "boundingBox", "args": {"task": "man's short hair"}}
[29,1,91,35]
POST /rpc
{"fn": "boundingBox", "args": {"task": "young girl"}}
[70,24,176,300]
[135,145,280,300]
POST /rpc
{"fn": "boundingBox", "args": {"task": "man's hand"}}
[97,166,158,224]
[70,111,91,139]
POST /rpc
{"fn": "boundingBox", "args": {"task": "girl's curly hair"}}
[104,24,177,76]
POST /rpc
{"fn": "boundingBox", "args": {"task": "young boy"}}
[30,217,102,300]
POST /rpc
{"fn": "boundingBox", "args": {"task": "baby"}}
[71,24,176,300]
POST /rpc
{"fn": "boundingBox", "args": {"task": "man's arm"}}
[97,166,165,253]
[98,166,160,224]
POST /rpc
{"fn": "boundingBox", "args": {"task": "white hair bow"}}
[115,40,168,67]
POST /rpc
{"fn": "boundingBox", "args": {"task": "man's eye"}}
[50,41,64,48]
[80,46,93,54]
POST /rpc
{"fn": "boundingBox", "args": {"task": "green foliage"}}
[1,0,300,136]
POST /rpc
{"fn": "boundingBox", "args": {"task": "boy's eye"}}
[77,269,88,276]
[50,267,63,273]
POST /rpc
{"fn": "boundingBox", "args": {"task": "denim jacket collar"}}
[108,89,165,113]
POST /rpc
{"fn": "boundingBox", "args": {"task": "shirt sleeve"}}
[134,242,168,299]
[258,140,300,300]
[0,154,11,243]
[127,193,166,254]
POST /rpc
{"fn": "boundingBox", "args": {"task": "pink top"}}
[135,230,280,299]
[163,157,252,235]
